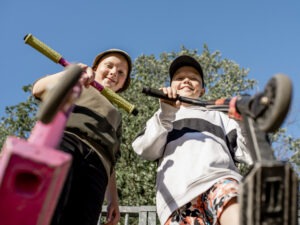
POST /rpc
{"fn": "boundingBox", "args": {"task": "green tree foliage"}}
[0,85,38,145]
[0,45,299,206]
[270,128,300,174]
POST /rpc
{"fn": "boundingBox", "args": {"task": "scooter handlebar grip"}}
[101,87,138,115]
[24,33,62,63]
[142,87,177,101]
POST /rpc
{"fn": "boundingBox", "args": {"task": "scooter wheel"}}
[37,65,82,124]
[256,74,292,132]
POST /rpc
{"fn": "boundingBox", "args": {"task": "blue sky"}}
[1,0,299,139]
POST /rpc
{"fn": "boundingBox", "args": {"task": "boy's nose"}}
[110,67,117,75]
[183,78,191,83]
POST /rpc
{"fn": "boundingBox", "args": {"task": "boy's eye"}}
[104,62,113,68]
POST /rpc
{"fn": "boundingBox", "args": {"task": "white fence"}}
[99,206,157,225]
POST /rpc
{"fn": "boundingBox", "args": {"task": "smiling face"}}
[94,53,129,92]
[171,66,205,99]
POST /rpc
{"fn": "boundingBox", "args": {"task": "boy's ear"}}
[199,88,205,97]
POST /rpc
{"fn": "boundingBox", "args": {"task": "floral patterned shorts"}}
[164,178,239,225]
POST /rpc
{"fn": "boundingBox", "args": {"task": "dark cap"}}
[169,55,204,87]
[92,49,132,92]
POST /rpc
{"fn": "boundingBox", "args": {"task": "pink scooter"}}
[0,65,83,225]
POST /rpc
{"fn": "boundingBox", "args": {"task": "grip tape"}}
[24,34,62,63]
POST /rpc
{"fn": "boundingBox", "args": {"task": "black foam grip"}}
[142,87,178,101]
[142,87,211,107]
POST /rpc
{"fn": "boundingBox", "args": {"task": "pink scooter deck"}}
[0,65,82,225]
[0,136,71,225]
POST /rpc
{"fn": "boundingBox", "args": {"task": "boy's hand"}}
[77,63,95,87]
[104,203,120,225]
[160,87,181,107]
